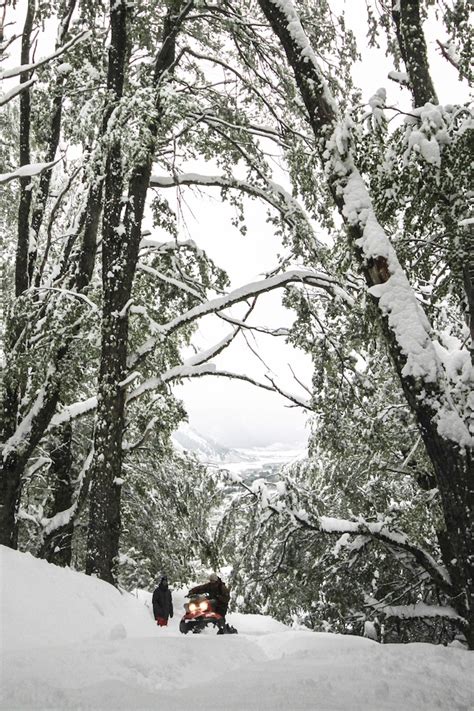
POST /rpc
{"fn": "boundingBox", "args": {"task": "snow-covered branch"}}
[2,368,56,460]
[0,160,59,185]
[127,365,305,407]
[257,0,473,452]
[0,29,90,80]
[50,396,97,427]
[139,237,204,256]
[365,596,463,622]
[129,268,349,367]
[232,474,453,595]
[318,516,452,592]
[0,78,35,107]
[264,374,311,409]
[39,446,94,537]
[136,262,204,300]
[150,172,318,242]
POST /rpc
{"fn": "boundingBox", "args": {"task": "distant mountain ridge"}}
[172,423,253,463]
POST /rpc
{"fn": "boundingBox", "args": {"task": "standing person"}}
[152,575,173,627]
[188,572,230,633]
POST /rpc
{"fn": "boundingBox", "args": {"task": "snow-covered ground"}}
[1,546,472,710]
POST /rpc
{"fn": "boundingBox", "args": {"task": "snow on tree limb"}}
[0,160,59,185]
[136,262,204,300]
[261,0,440,385]
[387,70,410,87]
[52,331,243,422]
[150,171,319,243]
[50,397,97,427]
[0,78,35,107]
[128,365,306,407]
[53,318,310,424]
[342,171,442,385]
[139,237,204,256]
[183,329,241,368]
[39,447,94,536]
[264,374,312,410]
[2,380,49,460]
[129,269,350,367]
[127,363,218,402]
[0,30,91,80]
[365,596,463,622]
[232,474,452,593]
[318,516,452,590]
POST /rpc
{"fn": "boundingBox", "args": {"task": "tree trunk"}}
[85,0,193,584]
[390,0,472,645]
[400,383,474,646]
[38,421,74,566]
[84,0,130,584]
[85,305,128,583]
[0,373,61,547]
[393,0,438,107]
[15,0,35,297]
[463,221,474,365]
[0,0,36,547]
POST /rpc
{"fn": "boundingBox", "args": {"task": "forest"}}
[1,0,473,651]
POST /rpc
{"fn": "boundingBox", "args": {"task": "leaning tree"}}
[221,0,473,646]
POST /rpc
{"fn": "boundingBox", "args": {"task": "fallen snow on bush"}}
[0,546,472,710]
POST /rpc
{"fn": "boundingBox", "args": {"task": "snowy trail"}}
[1,547,473,711]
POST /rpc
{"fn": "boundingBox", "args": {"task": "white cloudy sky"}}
[171,191,314,448]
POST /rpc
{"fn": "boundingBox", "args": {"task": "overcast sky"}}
[171,192,314,448]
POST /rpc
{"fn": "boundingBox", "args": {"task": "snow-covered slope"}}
[172,423,253,463]
[1,546,473,710]
[172,424,305,482]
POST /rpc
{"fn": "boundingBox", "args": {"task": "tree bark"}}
[390,0,472,644]
[463,221,474,365]
[0,370,62,547]
[15,0,35,297]
[392,0,438,107]
[84,0,130,584]
[0,1,36,545]
[38,421,74,566]
[31,0,77,285]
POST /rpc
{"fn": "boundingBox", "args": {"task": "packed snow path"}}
[1,547,472,710]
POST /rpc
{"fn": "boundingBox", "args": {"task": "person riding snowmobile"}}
[152,575,173,627]
[188,573,230,633]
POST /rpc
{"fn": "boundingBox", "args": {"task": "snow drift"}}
[0,546,472,710]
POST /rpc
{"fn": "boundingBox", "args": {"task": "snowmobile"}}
[179,593,237,635]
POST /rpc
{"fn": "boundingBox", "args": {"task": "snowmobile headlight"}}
[189,603,197,612]
[199,601,208,611]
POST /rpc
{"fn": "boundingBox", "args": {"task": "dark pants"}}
[216,606,228,632]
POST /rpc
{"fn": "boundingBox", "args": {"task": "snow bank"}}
[1,546,473,710]
[0,546,155,651]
